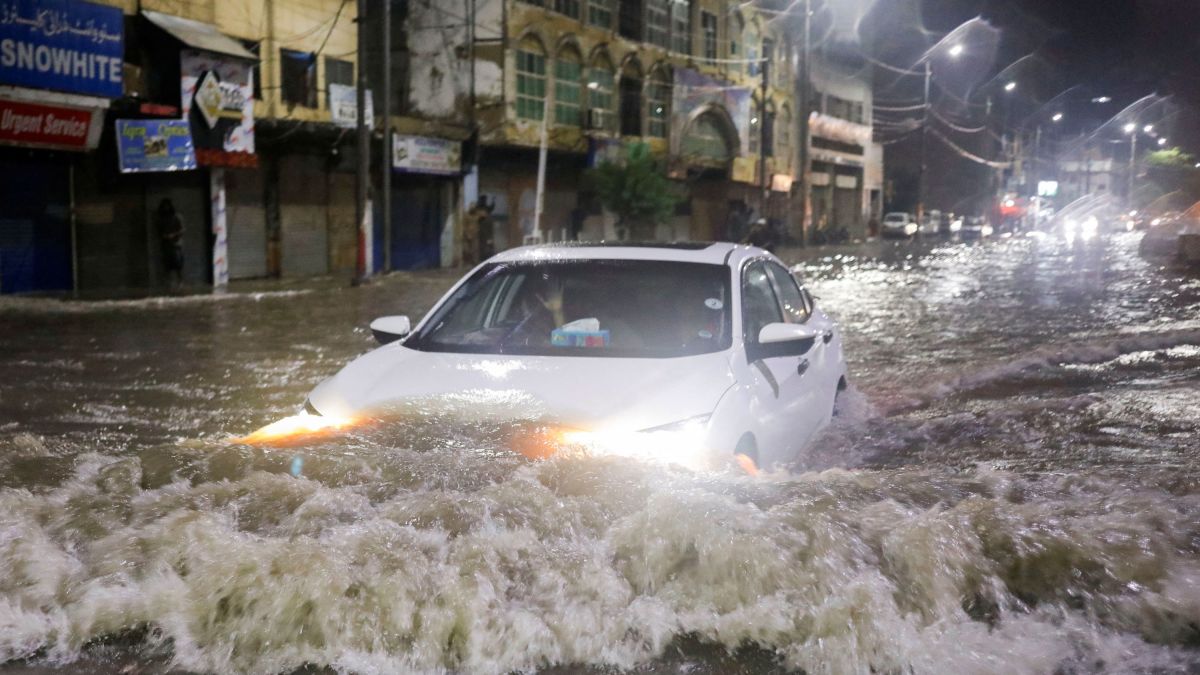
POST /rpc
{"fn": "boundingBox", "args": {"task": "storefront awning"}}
[141,11,258,61]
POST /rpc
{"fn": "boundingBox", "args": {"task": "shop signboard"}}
[0,95,99,150]
[392,134,461,175]
[0,0,123,98]
[115,119,196,173]
[328,82,372,129]
[180,49,255,166]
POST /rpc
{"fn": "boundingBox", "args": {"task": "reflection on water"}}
[1,234,1199,674]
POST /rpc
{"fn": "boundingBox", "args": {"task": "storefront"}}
[392,132,462,269]
[0,0,121,294]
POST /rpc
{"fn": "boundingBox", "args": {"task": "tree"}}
[1142,146,1200,208]
[587,142,680,240]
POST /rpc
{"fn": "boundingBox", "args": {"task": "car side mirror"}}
[758,322,820,344]
[370,315,411,345]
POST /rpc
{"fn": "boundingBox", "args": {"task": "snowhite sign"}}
[0,0,123,98]
[393,133,461,175]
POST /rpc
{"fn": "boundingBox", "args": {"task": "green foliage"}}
[1144,147,1196,169]
[587,142,680,235]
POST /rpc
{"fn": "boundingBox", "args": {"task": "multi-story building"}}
[1,0,363,293]
[0,0,884,295]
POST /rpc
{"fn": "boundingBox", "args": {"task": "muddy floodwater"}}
[1,232,1199,674]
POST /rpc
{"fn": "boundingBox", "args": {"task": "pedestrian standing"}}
[157,199,184,287]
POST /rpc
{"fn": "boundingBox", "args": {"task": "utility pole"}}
[759,57,769,216]
[917,60,930,222]
[354,0,370,280]
[792,0,811,245]
[380,0,392,273]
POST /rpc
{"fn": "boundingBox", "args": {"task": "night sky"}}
[856,0,1200,212]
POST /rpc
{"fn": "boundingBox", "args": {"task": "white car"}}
[302,243,847,471]
[881,212,919,238]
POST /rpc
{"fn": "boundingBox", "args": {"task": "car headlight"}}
[558,414,712,468]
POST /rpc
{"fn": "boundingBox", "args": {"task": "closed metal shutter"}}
[226,169,267,279]
[279,155,329,278]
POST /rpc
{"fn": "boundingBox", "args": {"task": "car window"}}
[765,263,811,324]
[741,262,784,343]
[412,260,732,358]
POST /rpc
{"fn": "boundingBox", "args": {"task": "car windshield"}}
[410,260,733,358]
[884,213,907,222]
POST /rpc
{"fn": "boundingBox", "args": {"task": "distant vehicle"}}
[881,212,918,239]
[295,243,849,471]
[960,216,993,239]
[919,210,945,236]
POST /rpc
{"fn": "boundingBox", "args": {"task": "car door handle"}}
[796,358,809,376]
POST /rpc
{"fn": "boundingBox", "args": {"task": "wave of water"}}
[3,423,1199,674]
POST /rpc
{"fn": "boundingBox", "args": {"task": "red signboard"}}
[0,98,96,151]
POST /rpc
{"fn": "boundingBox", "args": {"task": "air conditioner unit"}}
[587,108,612,131]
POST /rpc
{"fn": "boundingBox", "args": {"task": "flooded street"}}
[2,232,1199,674]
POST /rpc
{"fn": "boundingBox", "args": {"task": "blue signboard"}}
[116,119,196,173]
[0,0,124,98]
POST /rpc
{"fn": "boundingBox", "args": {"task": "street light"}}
[948,43,964,57]
[1158,137,1167,146]
[1091,96,1111,103]
[1143,124,1154,133]
[1004,81,1016,92]
[1123,123,1136,134]
[1052,112,1063,122]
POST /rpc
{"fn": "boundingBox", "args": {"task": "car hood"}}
[307,344,737,431]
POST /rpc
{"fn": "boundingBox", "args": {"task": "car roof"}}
[487,241,768,267]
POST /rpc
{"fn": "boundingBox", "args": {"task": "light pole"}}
[917,42,961,223]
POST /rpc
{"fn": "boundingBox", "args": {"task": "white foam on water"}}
[2,445,1199,675]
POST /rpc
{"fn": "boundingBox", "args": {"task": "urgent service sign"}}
[0,96,101,150]
[0,0,124,99]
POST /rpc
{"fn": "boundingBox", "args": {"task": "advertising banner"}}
[0,0,123,98]
[328,82,372,129]
[671,68,751,155]
[180,49,254,165]
[0,95,99,150]
[115,119,196,173]
[392,134,461,175]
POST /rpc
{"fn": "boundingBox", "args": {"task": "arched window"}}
[619,58,644,136]
[681,110,735,163]
[729,13,744,74]
[516,36,547,121]
[587,53,616,131]
[554,45,583,126]
[647,65,671,138]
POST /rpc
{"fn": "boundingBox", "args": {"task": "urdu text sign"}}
[0,0,124,98]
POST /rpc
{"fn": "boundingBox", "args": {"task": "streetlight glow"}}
[1091,96,1111,103]
[1123,123,1136,133]
[1052,113,1063,122]
[948,44,964,57]
[1143,124,1154,133]
[1004,81,1017,92]
[1158,138,1167,146]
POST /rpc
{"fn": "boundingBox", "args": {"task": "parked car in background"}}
[959,216,994,239]
[881,212,919,239]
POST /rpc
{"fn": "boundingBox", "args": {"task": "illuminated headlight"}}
[1080,215,1099,238]
[950,219,963,232]
[1063,218,1078,236]
[560,414,712,469]
[905,223,918,236]
[1151,218,1162,226]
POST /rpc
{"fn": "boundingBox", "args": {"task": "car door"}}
[764,263,840,429]
[741,261,822,466]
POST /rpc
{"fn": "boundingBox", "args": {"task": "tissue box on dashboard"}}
[550,328,610,348]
